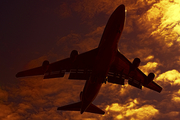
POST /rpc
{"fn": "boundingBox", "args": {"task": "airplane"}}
[16,4,162,115]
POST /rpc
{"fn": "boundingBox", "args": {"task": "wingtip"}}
[16,72,21,78]
[16,71,24,78]
[159,88,163,93]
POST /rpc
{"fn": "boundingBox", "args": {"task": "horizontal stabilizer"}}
[86,103,105,114]
[57,101,105,114]
[57,102,81,111]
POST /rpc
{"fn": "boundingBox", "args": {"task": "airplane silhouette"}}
[16,4,162,114]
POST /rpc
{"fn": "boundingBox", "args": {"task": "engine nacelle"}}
[146,73,155,85]
[70,50,78,61]
[42,60,49,72]
[132,58,141,68]
[129,58,141,74]
[80,91,83,101]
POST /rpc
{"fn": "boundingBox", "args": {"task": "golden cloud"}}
[105,99,159,120]
[156,69,180,85]
[149,0,180,46]
[144,55,154,61]
[125,105,159,120]
[139,62,158,75]
[172,89,180,104]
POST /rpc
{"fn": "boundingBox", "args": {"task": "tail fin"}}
[57,101,105,114]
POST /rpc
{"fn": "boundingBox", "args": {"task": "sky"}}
[1,0,180,119]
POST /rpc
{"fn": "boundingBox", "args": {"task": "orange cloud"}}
[125,105,159,120]
[0,104,12,119]
[172,89,180,104]
[105,99,159,120]
[0,88,8,102]
[139,62,159,75]
[149,0,180,47]
[144,55,154,61]
[166,111,179,118]
[156,69,180,86]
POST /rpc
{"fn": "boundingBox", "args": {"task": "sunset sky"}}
[1,0,180,119]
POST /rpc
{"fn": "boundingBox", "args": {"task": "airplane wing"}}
[16,48,98,80]
[108,50,162,93]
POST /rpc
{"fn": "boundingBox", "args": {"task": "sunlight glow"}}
[149,0,180,46]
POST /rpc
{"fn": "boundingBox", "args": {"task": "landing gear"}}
[103,77,108,84]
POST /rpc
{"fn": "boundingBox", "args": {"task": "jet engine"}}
[70,50,78,61]
[146,73,155,85]
[129,58,141,73]
[42,60,49,72]
[132,58,141,68]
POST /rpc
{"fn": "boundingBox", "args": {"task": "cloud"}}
[139,62,159,75]
[1,76,88,120]
[104,100,159,120]
[72,0,117,18]
[0,104,12,119]
[149,0,180,46]
[156,69,180,86]
[48,25,104,60]
[0,88,8,102]
[56,2,72,18]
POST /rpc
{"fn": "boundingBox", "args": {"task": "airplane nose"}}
[120,4,125,8]
[118,4,125,11]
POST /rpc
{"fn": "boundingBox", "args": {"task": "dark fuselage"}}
[80,5,125,114]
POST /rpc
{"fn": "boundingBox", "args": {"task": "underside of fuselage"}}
[79,4,126,114]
